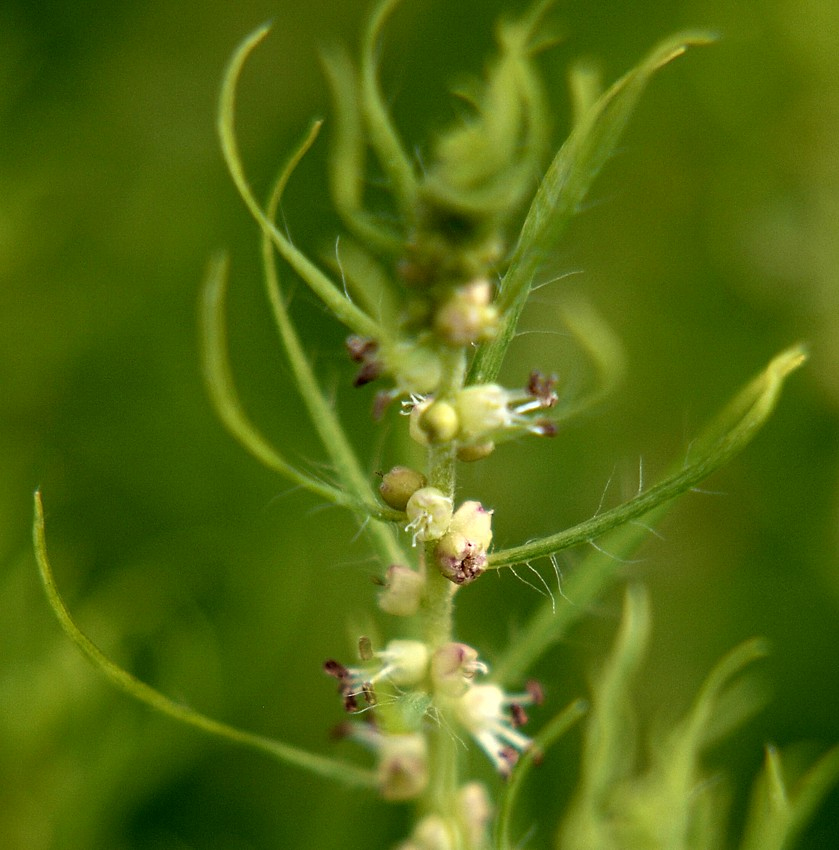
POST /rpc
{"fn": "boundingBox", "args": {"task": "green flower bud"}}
[377,733,429,801]
[387,342,443,395]
[420,400,460,443]
[457,440,496,462]
[381,639,430,687]
[378,565,424,617]
[379,466,428,511]
[408,814,457,850]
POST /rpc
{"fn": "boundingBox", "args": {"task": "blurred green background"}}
[2,0,838,848]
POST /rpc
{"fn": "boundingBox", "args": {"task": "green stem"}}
[416,388,463,827]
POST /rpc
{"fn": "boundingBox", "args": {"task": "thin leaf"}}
[360,0,418,220]
[218,24,382,339]
[604,638,767,850]
[200,252,361,510]
[470,31,715,385]
[559,586,651,850]
[492,345,806,683]
[320,45,403,254]
[489,344,806,569]
[740,744,839,850]
[32,491,377,790]
[261,123,406,564]
[495,698,588,850]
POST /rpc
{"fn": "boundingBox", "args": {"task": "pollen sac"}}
[346,335,382,387]
[378,564,424,617]
[405,487,454,544]
[379,466,427,511]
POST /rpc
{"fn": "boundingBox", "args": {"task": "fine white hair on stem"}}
[594,464,618,516]
[526,562,555,613]
[334,236,353,304]
[586,538,644,565]
[509,565,550,598]
[530,268,585,292]
[549,553,574,604]
[511,328,571,340]
[629,519,665,540]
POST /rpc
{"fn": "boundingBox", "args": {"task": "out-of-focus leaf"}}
[471,31,715,385]
[740,744,839,850]
[33,492,377,790]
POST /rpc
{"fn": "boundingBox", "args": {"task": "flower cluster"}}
[406,374,558,461]
[401,489,494,585]
[325,636,542,800]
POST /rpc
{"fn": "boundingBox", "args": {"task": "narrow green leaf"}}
[218,24,382,339]
[261,123,406,563]
[495,698,587,850]
[600,638,767,850]
[489,345,806,569]
[33,491,377,790]
[492,345,806,684]
[360,0,418,220]
[199,252,360,509]
[569,59,603,128]
[319,46,403,254]
[559,587,651,850]
[471,31,715,385]
[740,744,839,850]
[423,0,554,217]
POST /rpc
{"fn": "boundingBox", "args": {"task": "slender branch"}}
[33,491,376,790]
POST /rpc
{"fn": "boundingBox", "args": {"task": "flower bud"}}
[431,642,488,697]
[388,343,442,395]
[410,815,457,850]
[380,466,427,511]
[435,532,486,584]
[457,440,495,462]
[378,565,424,616]
[456,783,492,848]
[433,279,498,347]
[450,500,493,548]
[412,400,459,444]
[381,639,430,687]
[454,384,512,440]
[405,487,453,544]
[377,733,429,801]
[434,501,493,584]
